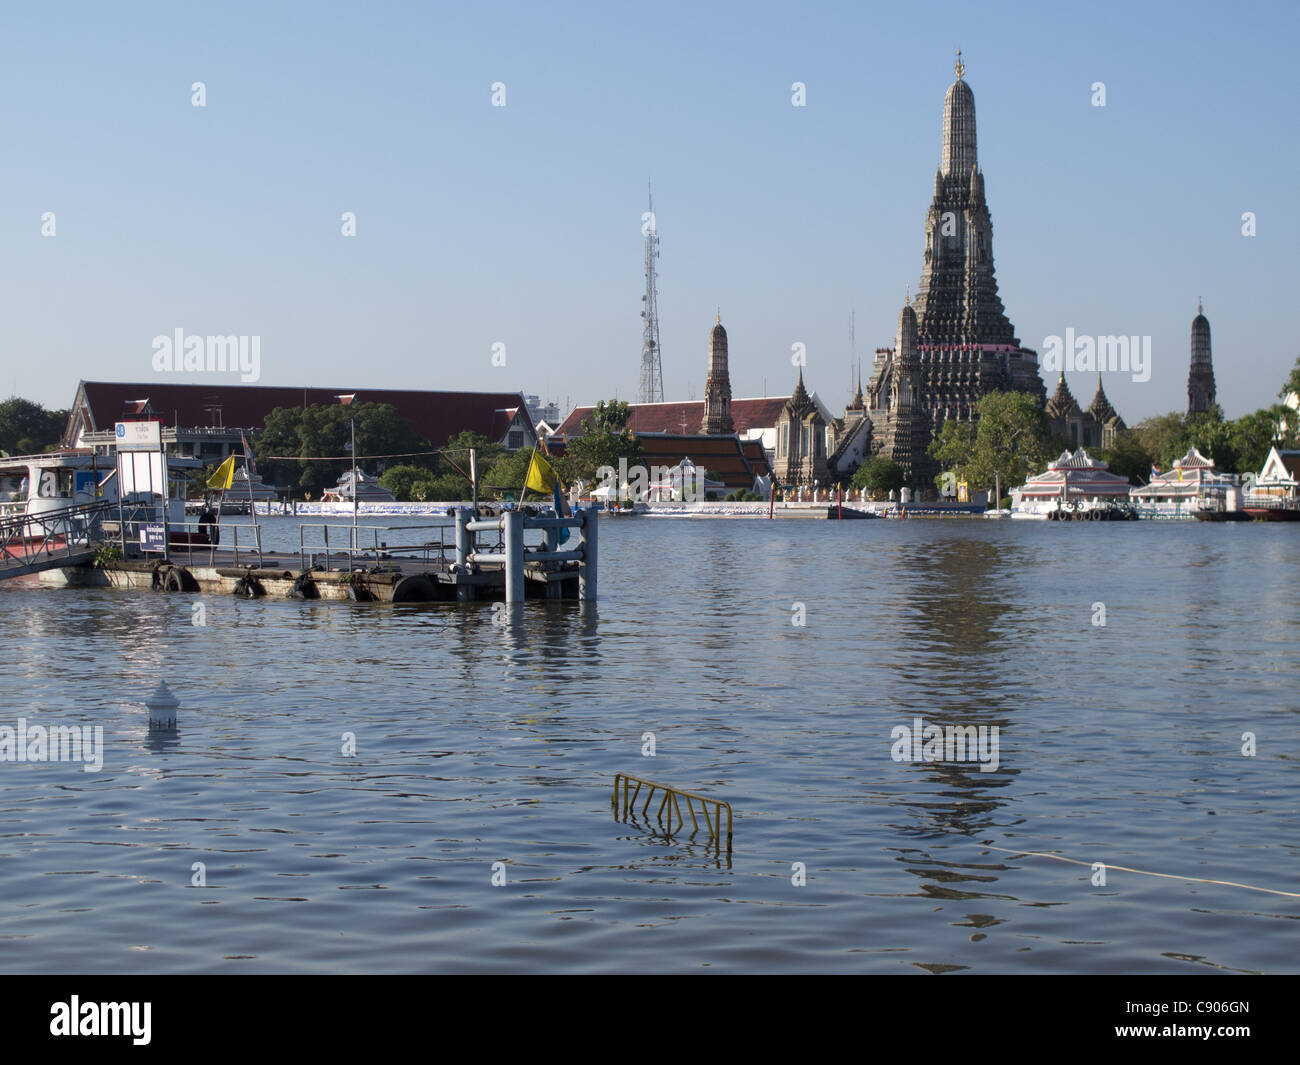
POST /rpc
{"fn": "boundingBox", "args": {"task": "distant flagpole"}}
[241,431,262,563]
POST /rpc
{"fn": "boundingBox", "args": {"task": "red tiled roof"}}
[740,438,773,479]
[556,397,790,438]
[634,433,766,490]
[67,381,535,449]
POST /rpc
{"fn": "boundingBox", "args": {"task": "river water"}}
[1,516,1296,973]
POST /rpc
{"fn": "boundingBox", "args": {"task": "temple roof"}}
[633,432,770,489]
[785,368,817,418]
[847,367,865,411]
[1087,374,1120,424]
[65,380,534,450]
[1049,448,1110,470]
[555,396,790,438]
[1046,372,1081,418]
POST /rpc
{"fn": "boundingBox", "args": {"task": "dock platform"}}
[36,506,597,604]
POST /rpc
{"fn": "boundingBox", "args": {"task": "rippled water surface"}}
[1,516,1297,973]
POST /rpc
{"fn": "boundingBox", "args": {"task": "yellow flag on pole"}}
[207,455,237,490]
[524,450,560,494]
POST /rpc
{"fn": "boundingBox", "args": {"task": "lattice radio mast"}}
[638,184,665,404]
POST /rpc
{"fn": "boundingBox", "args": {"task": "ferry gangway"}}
[0,499,114,580]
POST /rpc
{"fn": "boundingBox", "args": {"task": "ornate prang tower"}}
[774,368,828,485]
[876,297,931,486]
[908,52,1044,418]
[638,184,665,404]
[700,313,735,434]
[1188,300,1216,415]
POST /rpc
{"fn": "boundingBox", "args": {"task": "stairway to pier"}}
[0,500,113,580]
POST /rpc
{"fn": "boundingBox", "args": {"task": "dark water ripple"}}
[0,516,1296,973]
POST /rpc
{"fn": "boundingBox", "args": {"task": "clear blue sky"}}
[2,0,1295,423]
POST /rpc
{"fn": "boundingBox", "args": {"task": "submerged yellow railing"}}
[612,774,732,844]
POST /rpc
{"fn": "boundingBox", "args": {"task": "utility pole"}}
[336,394,359,549]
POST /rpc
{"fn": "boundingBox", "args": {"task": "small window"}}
[508,431,523,449]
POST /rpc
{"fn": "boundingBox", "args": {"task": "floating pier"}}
[29,506,597,604]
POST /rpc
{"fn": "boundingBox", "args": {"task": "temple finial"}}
[955,49,964,81]
[1198,296,1203,315]
[716,307,721,325]
[905,285,911,307]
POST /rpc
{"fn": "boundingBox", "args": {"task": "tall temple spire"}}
[700,314,734,434]
[1188,301,1216,416]
[913,54,1019,349]
[860,55,1048,498]
[941,53,977,178]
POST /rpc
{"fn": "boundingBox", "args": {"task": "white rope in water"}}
[984,845,1300,899]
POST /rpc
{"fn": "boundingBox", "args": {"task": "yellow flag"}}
[207,455,237,490]
[524,450,559,494]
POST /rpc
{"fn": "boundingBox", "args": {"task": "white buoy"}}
[146,680,179,730]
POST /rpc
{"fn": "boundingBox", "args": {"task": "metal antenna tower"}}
[638,183,664,404]
[850,307,856,392]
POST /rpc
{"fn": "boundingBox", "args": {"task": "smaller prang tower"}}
[876,296,932,487]
[700,313,735,434]
[1188,300,1216,416]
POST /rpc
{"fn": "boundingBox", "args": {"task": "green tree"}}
[482,447,542,497]
[1228,408,1286,474]
[1280,355,1300,406]
[415,473,471,501]
[558,399,644,484]
[929,392,1052,495]
[1184,408,1237,472]
[1098,430,1154,484]
[0,398,68,455]
[850,455,906,499]
[379,464,434,501]
[1132,411,1191,471]
[256,402,429,498]
[586,399,633,435]
[438,430,502,483]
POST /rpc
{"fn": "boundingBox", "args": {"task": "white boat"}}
[320,469,396,503]
[0,447,202,548]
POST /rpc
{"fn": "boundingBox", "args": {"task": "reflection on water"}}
[0,517,1297,973]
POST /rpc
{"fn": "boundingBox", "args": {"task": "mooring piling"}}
[579,507,597,602]
[462,505,595,603]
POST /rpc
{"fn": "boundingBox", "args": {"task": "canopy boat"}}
[321,469,396,503]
